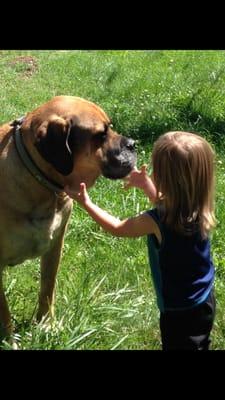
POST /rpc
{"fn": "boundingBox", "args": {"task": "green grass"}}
[1,50,225,349]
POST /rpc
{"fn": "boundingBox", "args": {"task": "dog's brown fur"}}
[0,95,136,338]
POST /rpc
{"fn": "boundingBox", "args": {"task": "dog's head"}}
[22,96,136,190]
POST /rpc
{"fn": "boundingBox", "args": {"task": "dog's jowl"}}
[0,95,136,338]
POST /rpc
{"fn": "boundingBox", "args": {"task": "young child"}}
[65,131,216,350]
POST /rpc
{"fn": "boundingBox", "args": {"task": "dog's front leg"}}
[37,229,66,323]
[0,272,13,338]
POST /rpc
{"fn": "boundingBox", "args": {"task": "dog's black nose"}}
[125,138,136,151]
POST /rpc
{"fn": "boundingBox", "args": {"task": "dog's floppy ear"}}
[35,117,74,175]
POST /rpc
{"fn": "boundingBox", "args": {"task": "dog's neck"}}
[12,118,65,195]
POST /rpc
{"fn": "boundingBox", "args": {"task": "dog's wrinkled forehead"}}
[66,100,111,133]
[26,96,111,134]
[71,110,109,133]
[53,96,110,131]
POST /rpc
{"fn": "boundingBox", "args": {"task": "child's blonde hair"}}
[152,131,216,238]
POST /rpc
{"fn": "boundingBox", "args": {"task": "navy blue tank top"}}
[146,208,215,312]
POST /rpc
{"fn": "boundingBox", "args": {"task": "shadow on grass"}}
[175,101,225,148]
[126,104,225,149]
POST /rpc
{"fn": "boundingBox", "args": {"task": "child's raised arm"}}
[64,183,159,239]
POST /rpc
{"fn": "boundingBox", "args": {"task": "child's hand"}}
[123,164,149,190]
[64,183,90,206]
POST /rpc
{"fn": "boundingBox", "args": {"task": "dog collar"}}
[12,117,64,194]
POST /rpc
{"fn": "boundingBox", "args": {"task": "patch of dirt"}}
[8,56,38,78]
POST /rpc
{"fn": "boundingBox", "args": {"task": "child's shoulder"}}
[146,207,162,225]
[145,208,163,233]
[146,207,159,218]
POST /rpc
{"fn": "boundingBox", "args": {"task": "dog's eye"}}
[94,130,107,143]
[101,131,107,140]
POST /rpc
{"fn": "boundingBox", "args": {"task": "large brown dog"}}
[0,95,136,338]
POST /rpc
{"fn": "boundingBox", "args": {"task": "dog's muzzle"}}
[102,137,137,179]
